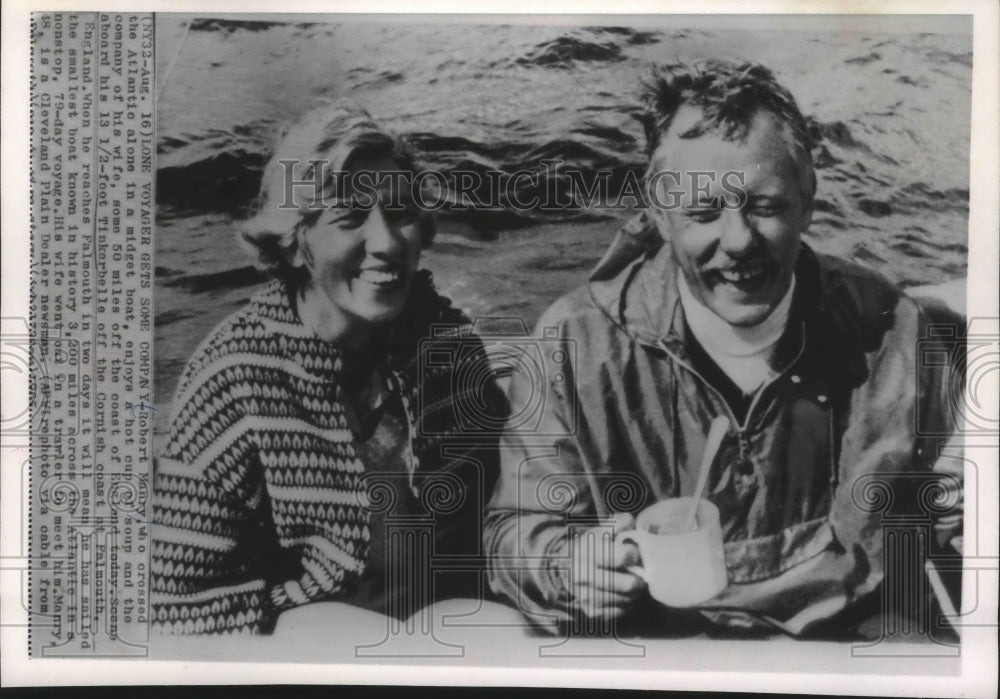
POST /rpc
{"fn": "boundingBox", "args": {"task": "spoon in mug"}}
[682,416,731,531]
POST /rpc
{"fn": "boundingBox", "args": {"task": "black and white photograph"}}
[150,8,975,655]
[3,2,998,695]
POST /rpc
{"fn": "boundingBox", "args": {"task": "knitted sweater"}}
[151,273,504,634]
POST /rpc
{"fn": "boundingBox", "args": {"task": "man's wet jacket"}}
[484,213,963,637]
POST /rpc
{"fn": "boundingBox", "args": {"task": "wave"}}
[154,23,971,285]
[844,52,882,66]
[189,18,317,33]
[158,150,266,217]
[588,26,663,46]
[347,69,405,90]
[569,122,638,148]
[890,183,969,213]
[512,36,626,68]
[808,118,866,150]
[156,115,964,243]
[406,133,531,166]
[157,117,643,227]
[157,108,965,233]
[157,264,269,293]
[158,123,274,216]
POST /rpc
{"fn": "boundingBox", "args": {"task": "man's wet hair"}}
[640,59,816,201]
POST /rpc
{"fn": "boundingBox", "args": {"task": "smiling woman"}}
[150,100,507,635]
[294,153,425,347]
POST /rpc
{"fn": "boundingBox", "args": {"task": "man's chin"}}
[707,298,776,327]
[702,276,786,327]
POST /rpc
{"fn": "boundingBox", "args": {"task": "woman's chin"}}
[343,281,411,323]
[350,297,409,326]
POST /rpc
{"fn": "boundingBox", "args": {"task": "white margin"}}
[2,0,997,696]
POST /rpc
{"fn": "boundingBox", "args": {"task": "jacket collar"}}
[587,212,870,388]
[587,211,679,348]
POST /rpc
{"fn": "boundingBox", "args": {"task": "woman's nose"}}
[362,207,403,254]
[718,209,757,257]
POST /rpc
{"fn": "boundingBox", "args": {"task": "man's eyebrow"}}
[746,192,788,202]
[688,195,724,208]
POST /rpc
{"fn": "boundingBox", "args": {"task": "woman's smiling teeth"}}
[356,266,403,287]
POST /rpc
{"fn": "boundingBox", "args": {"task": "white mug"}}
[618,497,728,607]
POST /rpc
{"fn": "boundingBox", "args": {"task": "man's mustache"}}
[700,258,776,275]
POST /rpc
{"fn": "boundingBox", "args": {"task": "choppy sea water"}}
[153,17,972,437]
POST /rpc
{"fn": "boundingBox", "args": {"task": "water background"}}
[153,16,972,439]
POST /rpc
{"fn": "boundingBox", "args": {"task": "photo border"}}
[2,1,997,695]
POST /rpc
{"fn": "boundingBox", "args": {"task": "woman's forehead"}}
[313,140,409,177]
[342,151,407,174]
[329,153,418,204]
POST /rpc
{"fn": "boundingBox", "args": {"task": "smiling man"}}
[484,60,964,639]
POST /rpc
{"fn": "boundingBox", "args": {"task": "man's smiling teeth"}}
[721,269,762,282]
[714,266,768,285]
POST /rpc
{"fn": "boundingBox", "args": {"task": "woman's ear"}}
[288,224,313,270]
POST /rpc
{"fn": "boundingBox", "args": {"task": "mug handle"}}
[617,531,646,581]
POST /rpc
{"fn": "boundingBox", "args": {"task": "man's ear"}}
[800,198,814,233]
[799,166,816,232]
[646,204,673,244]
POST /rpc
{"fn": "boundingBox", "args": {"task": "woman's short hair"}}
[639,59,816,203]
[241,100,436,283]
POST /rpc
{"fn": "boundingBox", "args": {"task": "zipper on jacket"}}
[655,321,807,479]
[736,431,753,476]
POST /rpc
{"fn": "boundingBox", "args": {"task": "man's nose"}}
[362,206,403,255]
[718,209,757,257]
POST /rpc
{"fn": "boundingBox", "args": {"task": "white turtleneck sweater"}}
[677,272,796,394]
